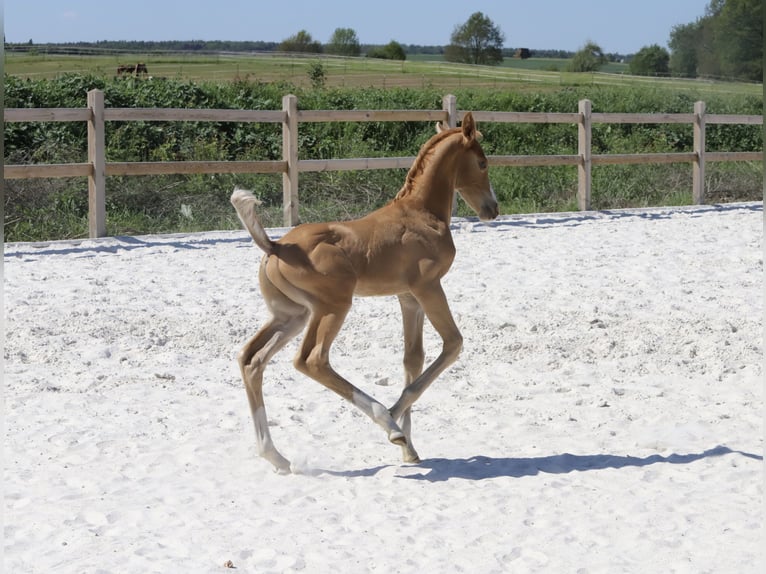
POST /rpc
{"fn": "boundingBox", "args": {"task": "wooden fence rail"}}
[4,90,763,238]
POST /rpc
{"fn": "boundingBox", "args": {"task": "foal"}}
[232,112,498,472]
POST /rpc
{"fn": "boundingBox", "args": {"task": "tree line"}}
[442,5,760,81]
[668,0,762,81]
[8,37,585,62]
[8,1,760,81]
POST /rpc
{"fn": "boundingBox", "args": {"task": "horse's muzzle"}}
[479,201,499,221]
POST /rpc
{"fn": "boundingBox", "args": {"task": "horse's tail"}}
[230,188,276,255]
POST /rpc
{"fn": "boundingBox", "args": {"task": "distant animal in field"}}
[116,63,148,77]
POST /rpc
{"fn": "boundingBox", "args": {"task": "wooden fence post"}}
[443,94,459,214]
[282,94,299,226]
[442,94,457,128]
[578,99,592,211]
[87,89,106,237]
[693,100,706,204]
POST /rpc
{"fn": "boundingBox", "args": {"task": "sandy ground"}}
[3,202,763,573]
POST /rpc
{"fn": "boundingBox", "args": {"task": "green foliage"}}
[629,45,670,76]
[307,62,327,89]
[569,42,607,72]
[279,30,322,54]
[669,0,762,81]
[669,22,701,77]
[3,74,762,241]
[367,41,407,61]
[445,12,505,66]
[715,0,763,81]
[326,28,361,57]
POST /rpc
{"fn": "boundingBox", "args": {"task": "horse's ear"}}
[461,112,477,143]
[435,121,445,134]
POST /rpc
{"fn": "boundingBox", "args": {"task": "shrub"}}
[4,75,762,241]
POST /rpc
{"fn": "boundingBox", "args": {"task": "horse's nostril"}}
[480,202,499,221]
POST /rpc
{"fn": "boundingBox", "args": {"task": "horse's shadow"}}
[3,233,251,259]
[318,445,761,481]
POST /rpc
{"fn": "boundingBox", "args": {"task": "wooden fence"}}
[4,90,763,238]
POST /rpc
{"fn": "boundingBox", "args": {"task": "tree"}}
[715,0,762,82]
[669,21,701,77]
[568,41,607,72]
[445,12,505,66]
[367,40,406,61]
[668,0,762,82]
[696,10,723,78]
[307,61,326,88]
[629,44,670,76]
[327,28,361,57]
[279,30,322,54]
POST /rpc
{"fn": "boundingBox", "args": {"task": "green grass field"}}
[5,51,761,96]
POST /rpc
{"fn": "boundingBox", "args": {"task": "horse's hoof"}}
[273,463,292,475]
[388,430,407,446]
[262,450,292,474]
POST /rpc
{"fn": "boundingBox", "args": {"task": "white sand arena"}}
[4,202,763,573]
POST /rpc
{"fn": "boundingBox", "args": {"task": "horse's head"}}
[448,113,499,222]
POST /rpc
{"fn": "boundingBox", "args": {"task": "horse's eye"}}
[478,159,487,170]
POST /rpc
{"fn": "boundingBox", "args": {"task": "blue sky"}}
[4,0,711,54]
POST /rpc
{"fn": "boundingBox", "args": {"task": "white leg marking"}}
[252,406,291,473]
[352,391,406,445]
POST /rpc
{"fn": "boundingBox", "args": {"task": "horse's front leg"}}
[294,301,407,448]
[390,283,463,423]
[397,293,425,463]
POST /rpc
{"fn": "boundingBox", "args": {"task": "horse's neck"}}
[418,171,456,223]
[397,142,458,223]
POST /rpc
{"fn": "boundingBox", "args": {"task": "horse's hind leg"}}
[398,293,425,463]
[239,271,308,473]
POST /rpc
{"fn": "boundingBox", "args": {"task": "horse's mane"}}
[394,126,460,200]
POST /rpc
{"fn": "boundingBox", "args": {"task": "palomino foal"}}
[231,112,498,473]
